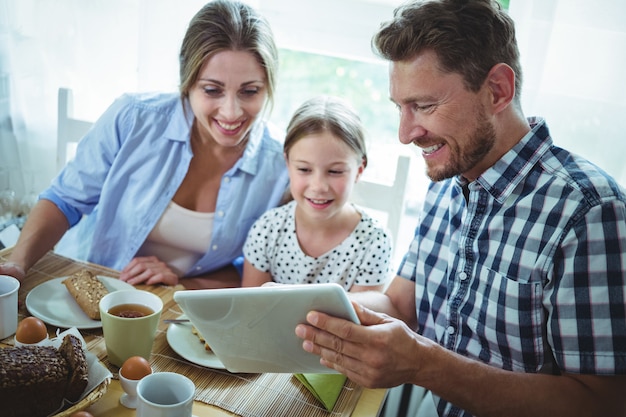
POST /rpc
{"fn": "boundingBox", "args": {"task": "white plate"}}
[26,276,135,329]
[166,315,225,370]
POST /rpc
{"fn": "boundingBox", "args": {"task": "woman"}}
[0,0,289,288]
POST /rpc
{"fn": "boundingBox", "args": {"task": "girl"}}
[243,96,392,292]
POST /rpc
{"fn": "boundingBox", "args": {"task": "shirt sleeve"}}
[242,211,274,272]
[353,217,394,286]
[548,199,626,374]
[40,95,131,226]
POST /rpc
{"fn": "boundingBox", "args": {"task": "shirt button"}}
[223,177,231,183]
[446,326,455,335]
[195,266,201,271]
[459,271,468,281]
[217,210,225,217]
[212,245,218,251]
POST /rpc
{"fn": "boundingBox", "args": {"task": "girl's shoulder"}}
[352,205,393,242]
[254,201,295,227]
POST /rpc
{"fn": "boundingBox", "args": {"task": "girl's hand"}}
[119,256,179,286]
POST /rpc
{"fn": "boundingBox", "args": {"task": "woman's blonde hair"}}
[179,0,278,110]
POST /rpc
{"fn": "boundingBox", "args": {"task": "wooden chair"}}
[351,154,411,254]
[56,88,93,173]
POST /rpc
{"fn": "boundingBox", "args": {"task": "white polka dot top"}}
[243,200,393,290]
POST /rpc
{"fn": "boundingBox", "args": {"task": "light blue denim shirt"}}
[43,92,289,276]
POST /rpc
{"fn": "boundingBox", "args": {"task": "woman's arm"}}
[1,199,69,281]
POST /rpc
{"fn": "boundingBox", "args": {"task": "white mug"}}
[0,275,20,340]
[136,372,195,417]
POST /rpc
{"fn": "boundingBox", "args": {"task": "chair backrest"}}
[351,154,411,254]
[56,88,93,173]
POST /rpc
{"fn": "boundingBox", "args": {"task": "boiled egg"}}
[120,355,152,380]
[15,316,48,344]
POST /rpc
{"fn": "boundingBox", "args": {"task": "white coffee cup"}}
[136,372,195,417]
[0,275,20,339]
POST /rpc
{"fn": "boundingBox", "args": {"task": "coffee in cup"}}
[99,289,163,367]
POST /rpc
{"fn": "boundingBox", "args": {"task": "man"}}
[295,1,626,416]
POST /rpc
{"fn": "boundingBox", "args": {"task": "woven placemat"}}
[149,341,363,417]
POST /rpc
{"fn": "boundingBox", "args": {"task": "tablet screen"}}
[173,283,359,373]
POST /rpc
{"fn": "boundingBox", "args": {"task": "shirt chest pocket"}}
[461,266,545,373]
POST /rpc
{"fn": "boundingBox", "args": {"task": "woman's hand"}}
[119,256,179,286]
[0,261,26,282]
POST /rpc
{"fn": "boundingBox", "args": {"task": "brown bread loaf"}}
[1,345,68,417]
[62,270,109,320]
[0,334,89,417]
[59,334,89,401]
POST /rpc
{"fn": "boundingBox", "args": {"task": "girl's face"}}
[189,50,267,147]
[286,132,365,222]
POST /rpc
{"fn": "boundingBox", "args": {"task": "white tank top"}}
[137,201,214,276]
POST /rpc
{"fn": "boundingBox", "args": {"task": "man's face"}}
[390,50,496,182]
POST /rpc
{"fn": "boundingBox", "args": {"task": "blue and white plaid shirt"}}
[398,118,626,417]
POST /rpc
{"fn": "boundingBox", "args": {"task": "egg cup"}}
[119,368,152,408]
[14,335,50,348]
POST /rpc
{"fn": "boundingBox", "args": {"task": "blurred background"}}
[1,0,625,266]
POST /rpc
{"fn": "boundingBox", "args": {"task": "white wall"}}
[511,0,626,183]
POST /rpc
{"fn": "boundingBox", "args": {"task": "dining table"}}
[0,247,387,417]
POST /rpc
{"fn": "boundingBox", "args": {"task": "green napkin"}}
[294,373,347,411]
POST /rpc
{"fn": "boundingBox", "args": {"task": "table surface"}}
[0,248,386,417]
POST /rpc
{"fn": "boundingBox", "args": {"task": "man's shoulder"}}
[544,146,626,204]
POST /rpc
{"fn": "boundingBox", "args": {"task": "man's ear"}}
[486,63,516,114]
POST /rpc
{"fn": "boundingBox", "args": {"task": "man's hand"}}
[119,256,179,286]
[295,302,426,389]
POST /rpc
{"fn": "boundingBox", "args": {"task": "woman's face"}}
[189,50,267,148]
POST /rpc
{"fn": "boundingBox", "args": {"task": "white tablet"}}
[173,283,359,374]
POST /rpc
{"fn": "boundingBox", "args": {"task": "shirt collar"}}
[237,119,266,175]
[164,95,195,143]
[462,117,552,203]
